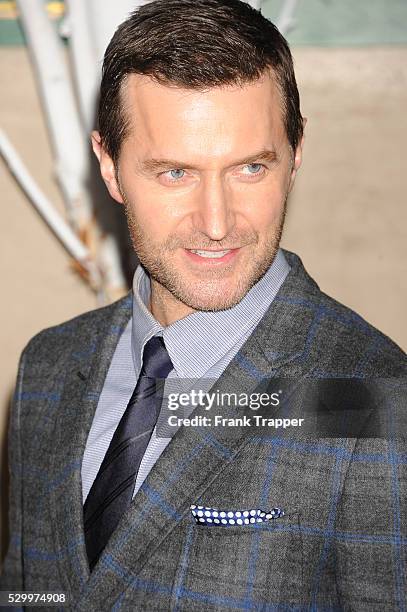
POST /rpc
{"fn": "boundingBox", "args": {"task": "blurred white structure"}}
[65,0,147,131]
[275,0,300,35]
[0,129,102,292]
[16,0,90,227]
[10,0,148,300]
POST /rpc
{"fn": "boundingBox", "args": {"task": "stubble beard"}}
[124,199,287,312]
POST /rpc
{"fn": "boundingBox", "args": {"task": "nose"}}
[192,173,236,241]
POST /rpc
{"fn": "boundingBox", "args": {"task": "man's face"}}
[94,72,304,322]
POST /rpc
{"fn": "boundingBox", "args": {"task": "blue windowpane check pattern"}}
[3,250,406,610]
[190,504,285,525]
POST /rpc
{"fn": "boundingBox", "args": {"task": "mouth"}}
[190,249,232,258]
[183,248,240,265]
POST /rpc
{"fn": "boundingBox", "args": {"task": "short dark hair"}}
[99,0,303,165]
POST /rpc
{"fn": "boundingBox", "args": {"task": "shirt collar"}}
[132,248,290,378]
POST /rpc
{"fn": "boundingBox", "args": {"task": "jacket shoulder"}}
[21,293,132,366]
[279,250,406,376]
[312,288,406,376]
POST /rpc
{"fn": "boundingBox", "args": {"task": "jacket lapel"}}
[72,251,327,607]
[48,294,133,596]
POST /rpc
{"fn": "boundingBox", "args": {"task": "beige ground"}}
[1,46,406,560]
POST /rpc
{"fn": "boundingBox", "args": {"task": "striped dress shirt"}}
[81,248,290,502]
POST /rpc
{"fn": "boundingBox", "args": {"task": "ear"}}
[91,130,124,204]
[288,117,307,192]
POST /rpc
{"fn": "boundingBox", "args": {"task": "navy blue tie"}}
[83,336,173,571]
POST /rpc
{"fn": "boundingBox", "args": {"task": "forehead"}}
[120,72,287,159]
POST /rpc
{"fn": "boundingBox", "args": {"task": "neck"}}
[149,280,196,326]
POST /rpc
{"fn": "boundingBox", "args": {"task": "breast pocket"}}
[173,510,304,611]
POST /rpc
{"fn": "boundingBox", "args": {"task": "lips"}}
[189,249,231,258]
[184,247,239,264]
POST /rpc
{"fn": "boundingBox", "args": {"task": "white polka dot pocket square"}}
[190,504,284,526]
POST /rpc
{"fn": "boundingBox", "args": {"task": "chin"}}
[174,284,250,312]
[183,300,242,313]
[147,253,276,313]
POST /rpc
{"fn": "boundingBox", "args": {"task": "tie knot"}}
[141,336,173,379]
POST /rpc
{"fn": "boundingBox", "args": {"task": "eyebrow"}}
[139,148,278,173]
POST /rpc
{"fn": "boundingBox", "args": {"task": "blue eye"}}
[169,169,185,180]
[246,163,263,173]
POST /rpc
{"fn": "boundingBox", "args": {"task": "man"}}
[1,0,406,610]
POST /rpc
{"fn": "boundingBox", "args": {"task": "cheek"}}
[235,182,287,228]
[129,204,167,240]
[125,187,184,242]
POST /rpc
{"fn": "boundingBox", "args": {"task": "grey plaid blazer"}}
[1,249,406,611]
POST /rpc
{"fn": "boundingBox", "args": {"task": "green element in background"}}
[263,0,407,46]
[0,0,65,46]
[1,0,407,46]
[0,19,24,46]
